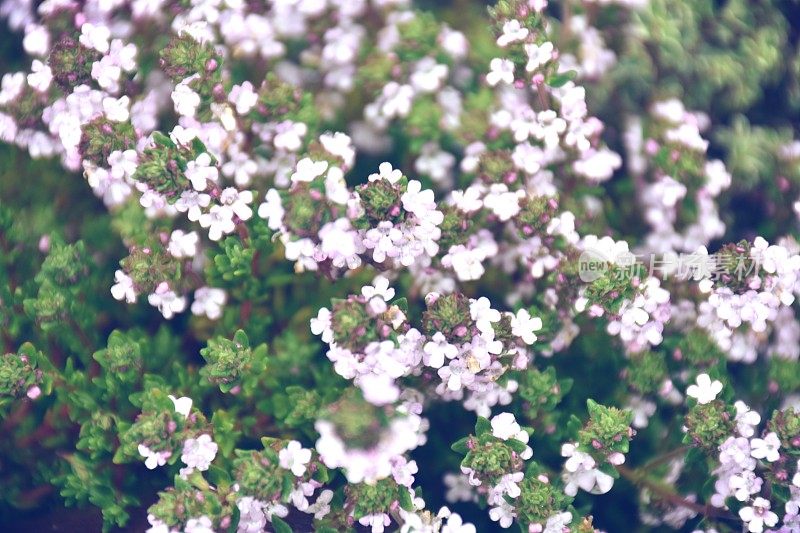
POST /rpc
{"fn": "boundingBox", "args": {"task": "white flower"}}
[229,81,258,115]
[138,444,171,470]
[440,27,469,59]
[169,125,198,146]
[734,401,761,438]
[415,143,456,185]
[185,516,214,533]
[750,432,781,462]
[494,472,524,499]
[319,218,363,268]
[440,508,476,533]
[470,297,501,337]
[543,512,573,533]
[362,276,395,302]
[486,58,515,86]
[443,473,477,504]
[794,460,800,487]
[148,282,187,319]
[199,205,236,241]
[325,166,351,205]
[497,19,529,47]
[359,513,391,533]
[510,309,543,344]
[563,463,614,496]
[0,112,17,143]
[491,413,528,443]
[23,24,49,57]
[573,149,622,183]
[273,120,307,151]
[686,373,722,405]
[219,188,254,221]
[0,72,24,106]
[423,332,458,368]
[257,189,285,230]
[483,186,522,221]
[79,23,110,53]
[310,308,334,343]
[369,162,403,184]
[108,149,138,179]
[103,95,130,122]
[175,190,211,221]
[185,153,218,192]
[561,443,614,495]
[111,270,137,303]
[379,82,414,118]
[279,440,312,476]
[181,434,218,471]
[109,39,137,72]
[264,502,289,520]
[445,245,487,281]
[320,132,355,168]
[305,489,333,519]
[525,41,554,72]
[92,57,122,91]
[167,230,199,258]
[391,457,418,488]
[291,157,329,183]
[738,497,778,533]
[728,470,763,502]
[292,482,319,511]
[191,287,227,320]
[169,395,193,418]
[437,359,475,391]
[488,500,515,528]
[171,76,201,118]
[236,497,267,533]
[410,58,449,93]
[359,371,401,407]
[146,514,172,533]
[27,60,52,92]
[402,180,441,222]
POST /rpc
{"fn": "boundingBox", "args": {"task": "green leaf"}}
[233,329,249,346]
[505,438,528,454]
[566,414,582,437]
[393,297,409,314]
[451,436,470,455]
[398,486,414,511]
[475,416,491,436]
[547,70,577,88]
[152,131,175,148]
[272,516,293,533]
[191,137,209,155]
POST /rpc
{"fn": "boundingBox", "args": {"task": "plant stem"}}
[639,445,690,471]
[616,464,733,520]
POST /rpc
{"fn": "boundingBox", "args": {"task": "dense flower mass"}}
[1,0,800,531]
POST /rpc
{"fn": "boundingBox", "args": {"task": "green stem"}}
[616,464,734,520]
[638,445,690,471]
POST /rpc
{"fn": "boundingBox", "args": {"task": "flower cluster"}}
[697,237,800,363]
[312,280,542,416]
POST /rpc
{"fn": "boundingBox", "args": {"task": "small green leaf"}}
[475,416,491,436]
[398,487,414,511]
[451,436,470,455]
[547,70,577,88]
[272,516,293,533]
[506,438,528,454]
